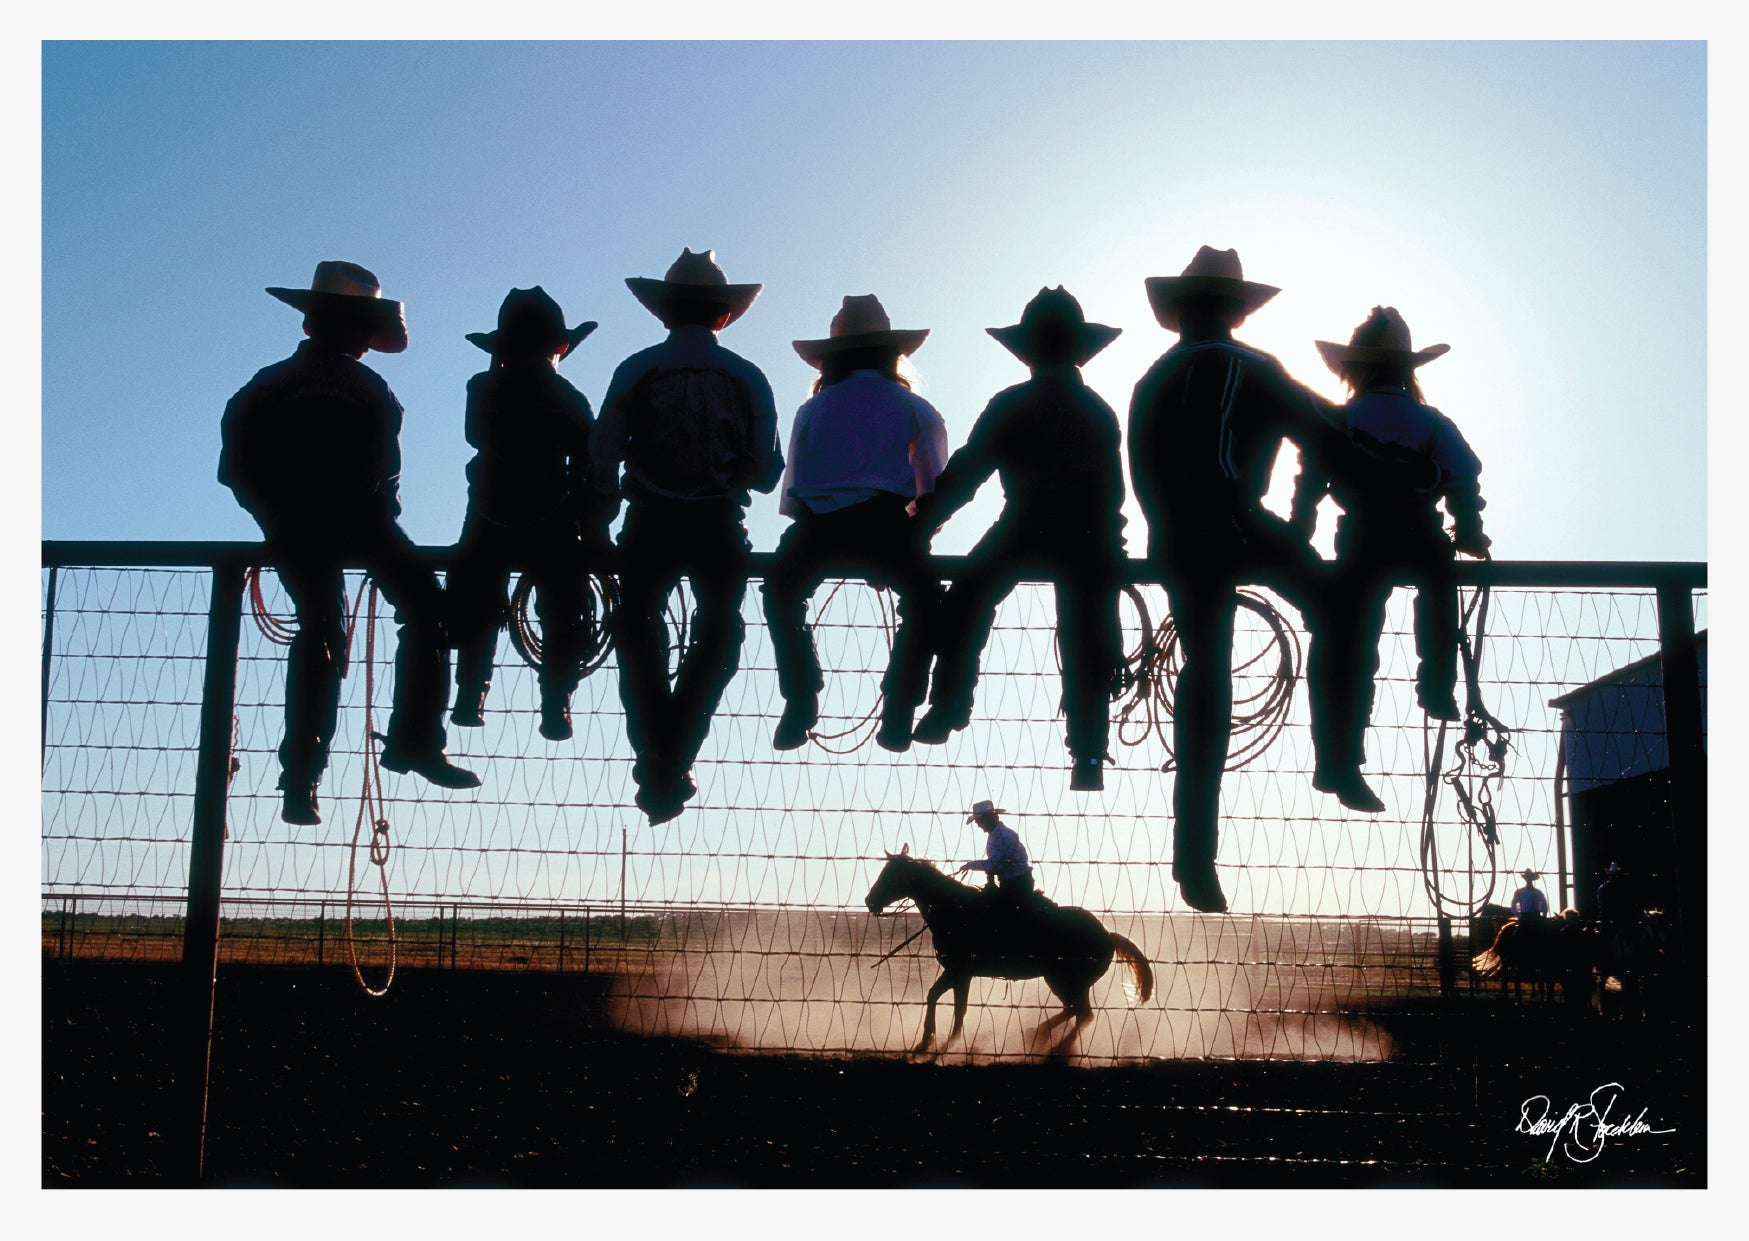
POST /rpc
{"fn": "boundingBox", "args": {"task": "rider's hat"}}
[467,286,596,361]
[986,286,1120,368]
[1144,245,1279,332]
[1605,862,1626,876]
[967,799,1007,822]
[794,294,929,368]
[1520,869,1541,881]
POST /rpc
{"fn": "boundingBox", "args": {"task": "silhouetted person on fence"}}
[591,249,783,823]
[218,261,478,825]
[912,287,1128,792]
[1510,868,1549,920]
[1307,307,1490,785]
[762,295,949,753]
[1127,246,1344,914]
[955,799,1036,908]
[447,287,616,743]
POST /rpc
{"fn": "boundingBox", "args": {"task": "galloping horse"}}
[864,848,1154,1054]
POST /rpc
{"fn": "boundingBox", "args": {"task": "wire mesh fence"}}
[40,551,1705,1064]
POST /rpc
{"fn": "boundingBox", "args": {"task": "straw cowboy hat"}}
[266,260,408,354]
[966,799,1007,822]
[987,286,1121,368]
[1316,306,1450,374]
[1144,246,1280,332]
[466,286,597,360]
[1520,869,1542,881]
[625,248,762,328]
[793,294,930,368]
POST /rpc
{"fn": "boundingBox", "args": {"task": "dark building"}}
[1549,631,1707,923]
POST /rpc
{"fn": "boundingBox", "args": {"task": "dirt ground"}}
[41,961,1704,1188]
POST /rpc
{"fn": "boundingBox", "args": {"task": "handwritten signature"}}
[1517,1082,1675,1163]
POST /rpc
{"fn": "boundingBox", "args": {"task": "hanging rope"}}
[1418,583,1514,919]
[245,566,298,646]
[507,571,619,679]
[1113,584,1301,772]
[808,581,899,754]
[343,579,397,997]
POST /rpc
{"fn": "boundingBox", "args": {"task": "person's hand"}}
[905,499,918,518]
[1454,529,1493,559]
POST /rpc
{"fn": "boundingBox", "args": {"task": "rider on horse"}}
[956,800,1036,907]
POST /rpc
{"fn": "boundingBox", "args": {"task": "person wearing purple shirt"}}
[591,249,784,824]
[955,799,1036,903]
[762,294,949,754]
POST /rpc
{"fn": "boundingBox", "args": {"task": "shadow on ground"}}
[42,962,1703,1188]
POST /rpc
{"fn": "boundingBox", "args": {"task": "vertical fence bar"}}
[179,557,246,1185]
[40,565,58,763]
[317,901,326,966]
[558,909,566,973]
[1655,582,1706,1015]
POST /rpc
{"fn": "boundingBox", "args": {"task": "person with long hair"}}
[762,294,950,753]
[1309,305,1491,798]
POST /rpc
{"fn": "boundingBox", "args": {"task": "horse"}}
[864,847,1154,1056]
[1597,909,1670,1021]
[1470,908,1593,1007]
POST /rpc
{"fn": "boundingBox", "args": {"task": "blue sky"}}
[39,39,1709,563]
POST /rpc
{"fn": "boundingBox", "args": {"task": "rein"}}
[869,923,928,969]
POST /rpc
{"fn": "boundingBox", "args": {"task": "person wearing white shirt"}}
[955,799,1036,901]
[762,295,950,754]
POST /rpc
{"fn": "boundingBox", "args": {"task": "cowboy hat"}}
[1316,305,1450,374]
[625,248,762,328]
[793,294,930,368]
[266,260,408,354]
[1520,869,1542,881]
[987,286,1121,368]
[966,799,1007,822]
[466,286,597,361]
[1143,246,1280,332]
[1605,862,1626,876]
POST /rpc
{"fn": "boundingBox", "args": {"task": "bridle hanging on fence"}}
[1418,583,1514,919]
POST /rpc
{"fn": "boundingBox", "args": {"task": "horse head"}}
[865,844,923,913]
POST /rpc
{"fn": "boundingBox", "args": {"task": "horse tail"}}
[1471,920,1512,976]
[1108,932,1154,1006]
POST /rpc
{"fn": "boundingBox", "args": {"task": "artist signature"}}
[1517,1082,1675,1163]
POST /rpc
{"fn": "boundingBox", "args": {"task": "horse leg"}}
[918,971,954,1053]
[947,977,970,1046]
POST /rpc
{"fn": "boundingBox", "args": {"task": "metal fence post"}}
[316,901,326,967]
[178,557,245,1185]
[41,565,58,763]
[558,909,566,974]
[1655,582,1706,1015]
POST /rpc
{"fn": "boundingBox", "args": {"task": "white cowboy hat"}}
[266,260,408,354]
[793,294,930,368]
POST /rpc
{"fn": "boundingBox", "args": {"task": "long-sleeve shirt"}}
[1510,886,1549,917]
[1127,336,1335,562]
[1327,386,1486,542]
[965,821,1031,881]
[590,325,783,508]
[462,361,614,530]
[778,369,950,518]
[922,366,1125,542]
[218,338,404,527]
